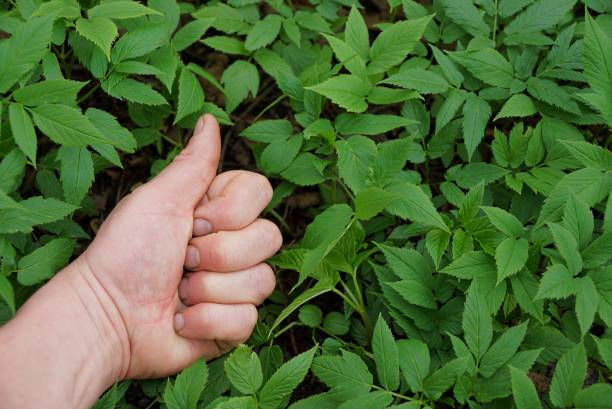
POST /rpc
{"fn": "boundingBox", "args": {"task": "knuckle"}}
[202,236,230,269]
[252,264,276,303]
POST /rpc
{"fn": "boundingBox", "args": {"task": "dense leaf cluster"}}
[1,0,611,408]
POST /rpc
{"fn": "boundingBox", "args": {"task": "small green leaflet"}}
[224,345,263,395]
[397,339,429,392]
[480,206,524,238]
[8,103,37,164]
[462,94,491,160]
[574,384,612,409]
[549,342,587,408]
[245,15,282,51]
[495,94,537,121]
[57,146,94,205]
[463,281,493,360]
[258,346,316,409]
[87,0,160,20]
[495,237,529,283]
[221,60,259,113]
[450,49,515,88]
[13,79,87,106]
[175,67,204,124]
[422,357,467,400]
[582,11,612,126]
[372,315,399,391]
[335,113,416,135]
[164,359,208,409]
[354,187,396,220]
[307,75,370,113]
[548,222,582,275]
[575,276,599,336]
[385,182,450,232]
[479,321,528,377]
[17,238,76,285]
[382,68,449,94]
[440,0,490,37]
[535,264,577,300]
[312,350,373,401]
[510,366,542,409]
[173,18,215,52]
[76,17,118,60]
[345,6,369,61]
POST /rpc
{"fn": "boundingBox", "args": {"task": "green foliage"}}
[1,0,610,408]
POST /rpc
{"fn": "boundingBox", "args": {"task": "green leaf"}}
[164,359,208,409]
[224,345,263,395]
[504,0,577,35]
[57,146,94,205]
[335,113,415,135]
[258,346,316,409]
[494,94,537,121]
[175,67,204,124]
[221,60,259,113]
[103,77,167,106]
[282,18,301,47]
[562,194,594,249]
[306,75,370,113]
[0,196,77,234]
[88,0,160,19]
[441,251,496,280]
[85,108,136,153]
[323,33,367,77]
[548,222,582,275]
[202,36,249,55]
[280,153,328,186]
[345,6,369,60]
[298,305,322,328]
[17,238,76,285]
[425,229,450,269]
[367,15,433,74]
[422,357,467,400]
[509,366,542,409]
[480,322,528,377]
[431,45,464,87]
[450,49,515,88]
[583,11,612,125]
[549,342,587,408]
[575,276,599,336]
[0,15,54,93]
[561,141,612,172]
[397,339,430,392]
[111,24,167,63]
[312,350,372,401]
[526,77,581,115]
[385,182,449,232]
[172,17,215,52]
[245,14,282,51]
[575,384,612,409]
[480,206,524,238]
[323,312,350,336]
[76,17,118,60]
[435,89,466,134]
[241,119,293,143]
[535,264,577,300]
[463,281,493,360]
[462,94,491,160]
[440,0,490,37]
[13,80,87,106]
[582,231,612,268]
[355,187,396,220]
[260,135,302,174]
[382,68,449,94]
[31,104,112,147]
[8,103,37,164]
[336,135,377,193]
[337,392,393,409]
[372,315,399,391]
[595,337,612,368]
[495,237,529,283]
[0,275,15,315]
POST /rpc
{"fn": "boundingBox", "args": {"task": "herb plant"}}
[1,0,611,408]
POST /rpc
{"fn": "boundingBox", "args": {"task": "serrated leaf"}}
[463,281,493,360]
[335,113,415,135]
[88,0,160,19]
[8,103,37,164]
[480,322,528,377]
[526,77,581,115]
[382,68,449,94]
[574,384,612,409]
[280,153,328,186]
[111,24,167,63]
[164,359,208,409]
[575,276,599,336]
[548,222,582,275]
[345,6,369,60]
[583,11,612,125]
[372,315,399,391]
[451,49,515,88]
[368,15,432,74]
[57,146,94,205]
[422,357,467,400]
[562,194,593,249]
[76,17,118,60]
[494,94,537,120]
[306,75,370,113]
[312,350,372,401]
[103,77,167,106]
[355,187,396,220]
[440,0,490,37]
[535,264,577,300]
[258,346,316,409]
[549,342,587,408]
[441,251,496,280]
[17,238,75,285]
[221,60,259,113]
[509,366,542,409]
[172,17,215,52]
[385,182,449,232]
[495,237,529,283]
[31,104,111,147]
[480,206,524,238]
[260,134,302,174]
[224,345,263,395]
[202,36,249,55]
[245,14,282,51]
[175,67,204,124]
[13,80,87,106]
[425,229,450,269]
[561,141,612,172]
[504,0,577,35]
[397,339,430,392]
[462,94,491,160]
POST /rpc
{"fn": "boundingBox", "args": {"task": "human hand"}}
[71,114,282,380]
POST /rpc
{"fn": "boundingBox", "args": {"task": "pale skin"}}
[0,115,283,408]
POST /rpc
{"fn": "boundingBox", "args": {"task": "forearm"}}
[0,258,129,409]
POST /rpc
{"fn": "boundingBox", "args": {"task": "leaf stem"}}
[253,94,287,123]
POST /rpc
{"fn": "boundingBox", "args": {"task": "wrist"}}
[0,257,130,408]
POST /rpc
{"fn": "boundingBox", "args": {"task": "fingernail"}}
[195,116,206,133]
[193,218,212,236]
[179,277,189,300]
[174,313,184,332]
[185,245,200,269]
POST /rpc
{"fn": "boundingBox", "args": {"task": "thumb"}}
[149,114,221,209]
